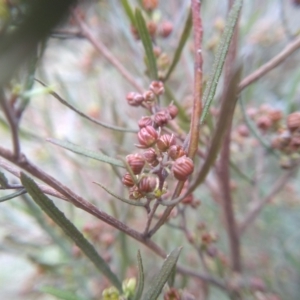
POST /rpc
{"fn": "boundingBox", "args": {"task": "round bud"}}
[256,116,272,131]
[154,110,169,127]
[143,148,158,165]
[126,153,145,174]
[138,116,153,128]
[143,90,155,103]
[172,155,194,181]
[167,104,179,119]
[122,173,135,187]
[142,0,158,11]
[147,21,157,38]
[156,134,176,152]
[149,81,164,96]
[287,111,300,132]
[168,145,186,160]
[138,176,157,194]
[159,21,173,38]
[137,126,158,148]
[126,92,144,106]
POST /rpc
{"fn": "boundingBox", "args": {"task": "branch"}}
[148,0,203,237]
[73,10,144,93]
[239,34,300,92]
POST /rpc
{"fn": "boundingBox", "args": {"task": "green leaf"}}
[36,79,137,133]
[121,0,136,27]
[200,0,243,124]
[0,189,27,203]
[0,171,8,187]
[133,250,144,300]
[41,286,87,300]
[47,138,125,168]
[21,173,123,293]
[164,10,192,81]
[135,9,158,80]
[94,182,146,207]
[143,247,182,300]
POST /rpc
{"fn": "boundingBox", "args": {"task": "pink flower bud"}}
[167,104,178,119]
[126,153,145,174]
[138,116,153,129]
[138,176,157,194]
[126,92,144,106]
[143,148,159,166]
[149,81,164,96]
[168,145,186,160]
[122,173,135,187]
[154,110,169,127]
[157,134,176,152]
[159,21,173,38]
[172,155,194,181]
[143,90,155,103]
[137,126,158,148]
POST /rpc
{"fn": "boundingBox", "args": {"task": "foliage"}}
[1,0,300,300]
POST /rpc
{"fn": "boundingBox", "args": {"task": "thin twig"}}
[0,90,21,158]
[239,34,300,92]
[73,10,144,93]
[143,199,160,236]
[0,158,68,200]
[148,0,203,237]
[238,168,295,236]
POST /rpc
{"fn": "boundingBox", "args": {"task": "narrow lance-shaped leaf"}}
[41,286,87,300]
[143,247,182,300]
[200,0,243,124]
[121,0,136,27]
[20,173,123,293]
[135,9,158,80]
[0,189,27,203]
[47,138,125,168]
[36,79,137,133]
[0,171,8,187]
[132,250,144,300]
[164,9,192,81]
[188,64,242,193]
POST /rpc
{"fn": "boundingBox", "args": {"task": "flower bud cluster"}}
[122,81,195,200]
[246,105,300,168]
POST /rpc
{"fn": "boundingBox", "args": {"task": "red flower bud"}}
[154,110,169,127]
[168,145,186,160]
[159,21,173,38]
[172,155,194,181]
[142,0,158,11]
[287,111,300,132]
[122,173,135,187]
[143,148,159,166]
[157,134,176,152]
[138,116,153,128]
[138,176,157,194]
[126,153,145,174]
[167,104,178,119]
[137,126,158,148]
[149,81,164,96]
[143,90,155,103]
[126,92,144,106]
